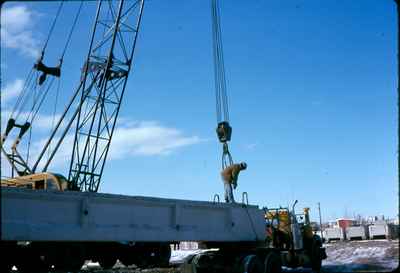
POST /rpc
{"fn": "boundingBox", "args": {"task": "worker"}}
[220,162,247,203]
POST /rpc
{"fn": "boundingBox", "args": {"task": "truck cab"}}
[1,172,68,191]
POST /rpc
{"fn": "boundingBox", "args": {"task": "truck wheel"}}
[98,255,116,269]
[154,243,172,267]
[240,254,263,273]
[119,245,137,267]
[264,251,281,273]
[311,237,322,272]
[53,244,85,272]
[0,262,11,273]
[14,245,51,273]
[0,249,13,272]
[16,256,50,273]
[120,254,135,267]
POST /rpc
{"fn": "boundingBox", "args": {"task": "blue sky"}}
[1,0,397,222]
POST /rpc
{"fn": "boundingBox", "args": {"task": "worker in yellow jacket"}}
[220,162,247,203]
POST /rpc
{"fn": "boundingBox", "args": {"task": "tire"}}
[119,245,135,267]
[133,243,171,268]
[154,243,172,267]
[264,251,282,273]
[120,254,135,267]
[53,244,85,272]
[240,254,263,273]
[0,263,11,273]
[14,245,51,273]
[0,244,13,273]
[16,255,51,273]
[98,255,116,269]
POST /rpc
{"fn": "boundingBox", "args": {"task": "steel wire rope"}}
[212,0,235,170]
[40,1,83,161]
[212,0,221,122]
[14,72,39,121]
[41,1,64,57]
[31,0,83,120]
[25,77,48,123]
[215,0,224,119]
[24,76,42,164]
[26,123,32,165]
[8,1,63,123]
[8,69,34,119]
[10,1,63,123]
[215,1,229,122]
[12,71,36,121]
[211,0,229,123]
[22,0,83,149]
[30,0,84,122]
[60,0,84,61]
[31,79,56,123]
[47,78,61,161]
[10,0,73,124]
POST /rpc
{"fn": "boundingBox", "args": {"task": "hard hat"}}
[240,162,247,169]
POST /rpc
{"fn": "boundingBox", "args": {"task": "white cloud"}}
[1,78,23,104]
[1,5,41,58]
[109,121,204,158]
[244,143,258,151]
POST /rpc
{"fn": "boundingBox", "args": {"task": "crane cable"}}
[8,0,64,122]
[26,1,83,160]
[41,1,64,57]
[25,0,83,126]
[4,1,83,162]
[60,0,84,62]
[212,0,229,123]
[47,78,61,161]
[211,0,234,169]
[26,0,83,124]
[2,1,84,177]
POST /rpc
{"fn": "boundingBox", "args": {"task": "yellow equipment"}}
[264,205,317,249]
[263,203,326,271]
[265,208,291,235]
[1,172,68,191]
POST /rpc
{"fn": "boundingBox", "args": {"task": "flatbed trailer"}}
[1,187,269,272]
[1,188,326,273]
[1,187,264,243]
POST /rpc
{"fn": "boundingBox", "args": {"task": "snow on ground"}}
[169,250,204,264]
[79,239,398,272]
[322,239,399,272]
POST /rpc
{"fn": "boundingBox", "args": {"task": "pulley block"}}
[216,121,232,143]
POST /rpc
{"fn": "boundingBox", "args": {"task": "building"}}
[336,218,356,230]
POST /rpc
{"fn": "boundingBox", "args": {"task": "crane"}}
[1,0,145,192]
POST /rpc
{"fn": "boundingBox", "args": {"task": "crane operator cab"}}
[1,172,68,191]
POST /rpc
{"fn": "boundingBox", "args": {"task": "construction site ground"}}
[76,239,399,273]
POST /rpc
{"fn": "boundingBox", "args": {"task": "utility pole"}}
[318,202,324,242]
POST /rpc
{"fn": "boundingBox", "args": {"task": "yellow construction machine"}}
[1,173,68,191]
[264,201,326,271]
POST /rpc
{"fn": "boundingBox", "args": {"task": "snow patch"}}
[170,249,206,264]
